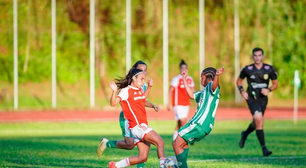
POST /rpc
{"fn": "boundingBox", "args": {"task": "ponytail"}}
[115,68,144,89]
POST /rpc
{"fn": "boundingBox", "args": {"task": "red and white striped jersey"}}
[170,75,195,106]
[117,85,147,128]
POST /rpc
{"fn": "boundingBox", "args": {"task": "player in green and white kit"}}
[97,61,159,168]
[172,67,224,168]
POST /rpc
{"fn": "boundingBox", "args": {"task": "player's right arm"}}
[167,86,174,111]
[109,81,120,107]
[181,69,194,100]
[212,67,224,91]
[236,69,249,100]
[143,78,153,98]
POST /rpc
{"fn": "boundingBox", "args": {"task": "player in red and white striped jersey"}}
[168,60,195,140]
[108,68,166,168]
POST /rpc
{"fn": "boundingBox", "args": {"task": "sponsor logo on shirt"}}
[180,84,185,88]
[134,92,137,95]
[251,82,268,89]
[134,96,146,100]
[250,75,256,79]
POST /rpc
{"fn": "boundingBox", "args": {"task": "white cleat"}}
[97,138,108,157]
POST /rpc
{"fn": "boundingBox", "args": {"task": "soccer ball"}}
[164,156,178,168]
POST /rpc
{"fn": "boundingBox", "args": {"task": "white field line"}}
[188,156,306,162]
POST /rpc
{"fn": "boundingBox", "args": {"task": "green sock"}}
[184,148,189,160]
[176,151,188,168]
[137,162,145,168]
[106,140,117,148]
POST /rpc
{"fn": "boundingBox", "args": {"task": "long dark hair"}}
[115,68,144,89]
[132,60,147,69]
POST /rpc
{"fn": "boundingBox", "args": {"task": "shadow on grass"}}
[0,132,305,168]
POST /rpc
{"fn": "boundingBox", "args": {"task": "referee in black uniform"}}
[236,47,278,156]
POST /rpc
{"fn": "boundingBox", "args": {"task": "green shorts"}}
[178,122,208,145]
[119,111,132,138]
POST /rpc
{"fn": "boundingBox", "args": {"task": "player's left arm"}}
[261,79,278,96]
[144,78,153,98]
[212,67,224,92]
[181,69,195,100]
[145,100,159,112]
[261,67,278,96]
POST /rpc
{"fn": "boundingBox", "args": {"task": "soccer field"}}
[0,120,305,168]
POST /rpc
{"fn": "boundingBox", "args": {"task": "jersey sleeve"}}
[269,66,278,80]
[117,88,129,101]
[209,82,219,95]
[170,76,179,87]
[239,66,247,79]
[194,90,202,103]
[189,76,195,88]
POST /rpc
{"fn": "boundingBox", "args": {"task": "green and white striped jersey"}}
[189,81,220,134]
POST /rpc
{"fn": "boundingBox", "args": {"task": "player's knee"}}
[126,139,135,150]
[126,144,134,150]
[138,155,148,163]
[172,140,179,149]
[157,138,164,148]
[255,121,263,129]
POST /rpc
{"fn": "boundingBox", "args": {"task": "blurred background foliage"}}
[0,0,305,110]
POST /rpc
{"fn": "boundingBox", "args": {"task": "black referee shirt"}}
[239,63,277,99]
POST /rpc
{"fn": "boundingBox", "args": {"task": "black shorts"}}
[246,97,268,116]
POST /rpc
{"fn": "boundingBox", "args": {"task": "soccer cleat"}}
[239,131,247,148]
[97,138,108,157]
[108,161,117,168]
[263,147,272,156]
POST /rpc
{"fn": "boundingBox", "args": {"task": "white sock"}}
[115,157,130,167]
[159,157,166,167]
[173,130,178,141]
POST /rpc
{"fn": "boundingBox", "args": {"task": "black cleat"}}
[239,131,247,148]
[263,147,272,156]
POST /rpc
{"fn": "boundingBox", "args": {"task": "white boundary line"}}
[189,156,306,162]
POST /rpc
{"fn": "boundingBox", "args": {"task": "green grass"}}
[0,120,306,168]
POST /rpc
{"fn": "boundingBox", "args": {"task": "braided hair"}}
[202,67,216,80]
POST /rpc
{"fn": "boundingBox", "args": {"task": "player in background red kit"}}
[168,60,195,140]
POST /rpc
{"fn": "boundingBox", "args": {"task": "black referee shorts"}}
[246,97,268,116]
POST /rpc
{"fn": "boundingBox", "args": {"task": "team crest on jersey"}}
[264,66,270,70]
[138,91,142,95]
[264,74,269,80]
[250,75,256,79]
[247,66,253,70]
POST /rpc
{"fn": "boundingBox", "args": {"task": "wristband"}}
[237,86,243,92]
